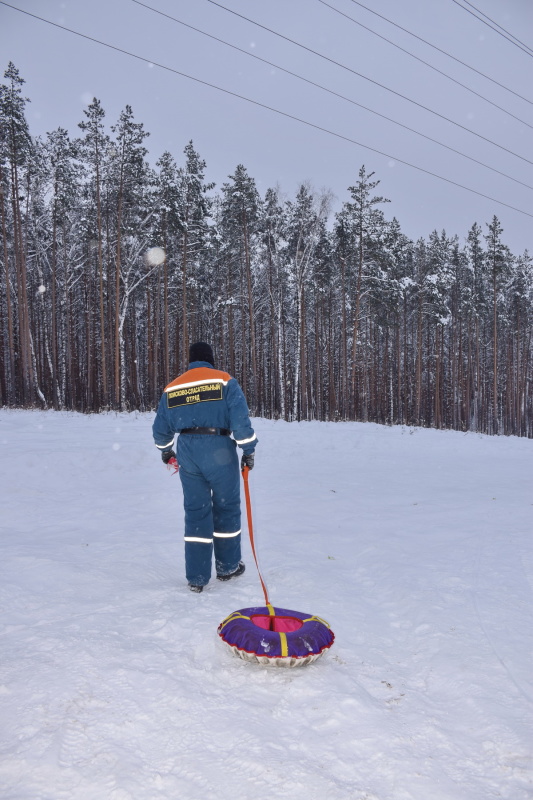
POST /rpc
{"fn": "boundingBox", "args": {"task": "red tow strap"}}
[167,457,179,475]
[242,466,271,607]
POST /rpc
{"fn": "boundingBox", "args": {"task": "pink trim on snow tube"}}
[218,605,335,667]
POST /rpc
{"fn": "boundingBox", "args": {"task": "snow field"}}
[0,410,532,800]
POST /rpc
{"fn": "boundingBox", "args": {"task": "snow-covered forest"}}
[1,62,532,435]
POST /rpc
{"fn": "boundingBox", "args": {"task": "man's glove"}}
[241,453,255,471]
[161,448,176,464]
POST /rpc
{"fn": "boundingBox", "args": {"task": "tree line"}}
[1,63,532,435]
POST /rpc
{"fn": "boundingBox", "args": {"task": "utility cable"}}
[459,0,533,55]
[318,0,532,130]
[204,0,533,166]
[131,0,533,191]
[450,0,533,58]
[2,1,532,219]
[344,0,533,106]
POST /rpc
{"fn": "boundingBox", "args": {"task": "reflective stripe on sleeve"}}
[213,530,241,538]
[184,536,213,544]
[155,440,175,450]
[234,434,257,445]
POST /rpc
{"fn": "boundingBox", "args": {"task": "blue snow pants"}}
[177,433,241,587]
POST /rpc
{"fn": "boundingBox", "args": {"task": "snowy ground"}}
[0,409,532,800]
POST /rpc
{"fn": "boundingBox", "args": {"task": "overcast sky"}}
[1,0,532,254]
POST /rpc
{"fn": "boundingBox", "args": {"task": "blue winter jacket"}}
[152,361,258,455]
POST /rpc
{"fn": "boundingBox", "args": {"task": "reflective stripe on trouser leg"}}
[179,467,215,586]
[214,530,242,578]
[184,539,213,587]
[211,454,241,577]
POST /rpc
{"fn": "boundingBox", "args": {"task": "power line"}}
[131,0,533,191]
[318,0,533,129]
[204,0,533,166]
[1,1,532,220]
[344,0,533,106]
[450,0,533,58]
[459,0,533,54]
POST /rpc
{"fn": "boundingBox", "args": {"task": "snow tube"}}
[218,604,334,668]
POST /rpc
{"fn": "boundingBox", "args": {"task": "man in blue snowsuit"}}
[152,342,257,592]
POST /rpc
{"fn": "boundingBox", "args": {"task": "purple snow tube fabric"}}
[218,605,334,663]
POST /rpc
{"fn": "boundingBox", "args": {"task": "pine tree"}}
[41,127,79,409]
[425,230,454,428]
[343,166,390,417]
[0,62,33,404]
[464,223,487,431]
[108,104,150,408]
[378,218,414,425]
[505,249,532,435]
[153,150,182,386]
[78,99,111,407]
[333,206,354,419]
[257,186,288,418]
[220,165,260,406]
[176,141,214,370]
[308,215,334,420]
[485,216,511,433]
[284,183,330,420]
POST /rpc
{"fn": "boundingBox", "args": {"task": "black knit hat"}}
[189,341,215,366]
